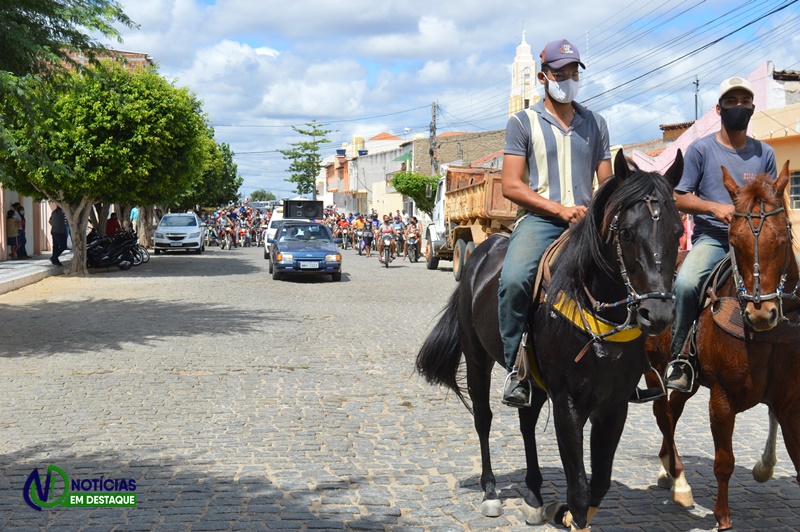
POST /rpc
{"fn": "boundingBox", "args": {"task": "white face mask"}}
[546,78,579,104]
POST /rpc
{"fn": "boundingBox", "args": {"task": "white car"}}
[263,208,283,259]
[154,213,205,254]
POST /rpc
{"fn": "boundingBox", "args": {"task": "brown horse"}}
[645,161,800,531]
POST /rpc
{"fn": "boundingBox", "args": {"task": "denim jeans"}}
[51,232,67,261]
[17,228,28,257]
[498,214,568,371]
[670,235,729,357]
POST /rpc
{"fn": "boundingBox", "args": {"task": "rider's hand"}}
[709,203,734,225]
[557,205,587,224]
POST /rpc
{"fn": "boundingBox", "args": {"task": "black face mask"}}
[720,105,754,131]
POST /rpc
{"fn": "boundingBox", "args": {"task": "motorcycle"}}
[251,224,261,247]
[340,228,349,250]
[219,226,234,250]
[356,229,364,256]
[205,228,218,247]
[406,232,420,262]
[238,224,250,247]
[382,235,393,268]
[86,230,137,270]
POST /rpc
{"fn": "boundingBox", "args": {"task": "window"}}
[791,172,800,210]
[160,215,196,227]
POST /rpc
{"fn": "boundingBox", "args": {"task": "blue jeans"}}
[671,235,729,357]
[17,228,28,256]
[498,214,568,371]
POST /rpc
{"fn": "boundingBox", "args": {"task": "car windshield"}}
[270,219,281,229]
[160,216,196,227]
[278,224,331,243]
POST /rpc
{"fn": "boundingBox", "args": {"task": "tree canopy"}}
[391,171,439,216]
[250,189,276,202]
[0,0,135,77]
[279,120,331,199]
[173,136,243,211]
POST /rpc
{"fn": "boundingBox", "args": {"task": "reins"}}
[570,194,675,362]
[730,200,800,324]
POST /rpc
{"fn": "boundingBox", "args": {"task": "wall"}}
[412,131,505,175]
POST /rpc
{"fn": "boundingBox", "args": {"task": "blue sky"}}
[110,0,800,198]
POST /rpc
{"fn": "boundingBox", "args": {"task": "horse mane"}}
[548,163,678,307]
[734,174,786,212]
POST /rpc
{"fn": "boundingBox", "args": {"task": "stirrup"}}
[665,358,696,392]
[629,369,666,404]
[501,369,533,408]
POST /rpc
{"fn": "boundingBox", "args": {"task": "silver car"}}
[154,213,205,254]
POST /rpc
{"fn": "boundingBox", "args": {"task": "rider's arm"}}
[675,191,734,225]
[501,154,586,223]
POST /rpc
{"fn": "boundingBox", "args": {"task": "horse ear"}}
[613,149,629,182]
[774,160,790,196]
[721,166,738,201]
[663,150,683,189]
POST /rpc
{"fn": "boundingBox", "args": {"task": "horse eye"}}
[619,228,633,242]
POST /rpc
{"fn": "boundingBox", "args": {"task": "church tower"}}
[509,31,540,116]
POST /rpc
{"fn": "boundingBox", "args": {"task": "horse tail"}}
[415,287,467,408]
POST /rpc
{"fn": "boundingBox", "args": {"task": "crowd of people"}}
[324,209,422,263]
[203,204,270,248]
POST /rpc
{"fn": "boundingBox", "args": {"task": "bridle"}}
[579,195,675,343]
[730,200,800,323]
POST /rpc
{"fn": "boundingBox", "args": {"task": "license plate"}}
[299,261,318,269]
[170,242,182,246]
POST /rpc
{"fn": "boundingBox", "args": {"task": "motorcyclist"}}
[403,217,421,260]
[391,214,406,259]
[377,215,397,263]
[352,214,366,250]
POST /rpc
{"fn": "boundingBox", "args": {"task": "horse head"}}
[722,161,795,331]
[607,150,684,336]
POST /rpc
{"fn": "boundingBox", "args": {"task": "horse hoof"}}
[545,502,571,528]
[521,500,544,524]
[481,498,503,517]
[752,461,774,483]
[657,470,674,489]
[672,487,694,507]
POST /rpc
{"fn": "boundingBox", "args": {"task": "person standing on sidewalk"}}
[49,206,68,266]
[12,202,29,258]
[6,210,20,259]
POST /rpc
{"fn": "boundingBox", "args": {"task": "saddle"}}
[703,254,800,343]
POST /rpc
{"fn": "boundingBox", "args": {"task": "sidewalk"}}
[0,251,73,296]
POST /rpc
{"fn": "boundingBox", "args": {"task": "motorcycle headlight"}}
[189,231,201,238]
[155,232,164,239]
[276,253,293,263]
[325,254,341,262]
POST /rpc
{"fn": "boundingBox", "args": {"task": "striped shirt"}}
[504,100,610,217]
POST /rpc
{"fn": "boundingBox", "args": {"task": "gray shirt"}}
[676,133,776,241]
[504,100,610,216]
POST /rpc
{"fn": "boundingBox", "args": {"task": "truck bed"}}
[444,166,516,223]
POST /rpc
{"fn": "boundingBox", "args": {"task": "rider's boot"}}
[502,371,531,407]
[665,324,698,392]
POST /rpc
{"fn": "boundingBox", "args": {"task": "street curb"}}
[0,259,71,296]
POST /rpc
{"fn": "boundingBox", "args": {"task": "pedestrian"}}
[130,206,140,229]
[497,38,640,405]
[6,210,20,260]
[665,77,776,392]
[12,202,29,258]
[49,206,68,266]
[105,212,121,237]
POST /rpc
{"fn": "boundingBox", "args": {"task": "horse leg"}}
[584,403,628,526]
[547,393,591,530]
[652,388,695,506]
[752,408,778,483]
[518,389,548,524]
[774,402,800,487]
[465,360,501,517]
[708,386,736,531]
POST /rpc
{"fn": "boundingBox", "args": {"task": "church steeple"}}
[509,31,539,116]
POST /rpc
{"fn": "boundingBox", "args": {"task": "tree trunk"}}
[90,202,111,237]
[139,205,155,248]
[116,204,133,230]
[61,200,94,276]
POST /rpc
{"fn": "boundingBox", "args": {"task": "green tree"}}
[0,61,210,274]
[173,134,242,211]
[278,120,331,199]
[391,171,439,216]
[250,189,275,202]
[0,0,135,77]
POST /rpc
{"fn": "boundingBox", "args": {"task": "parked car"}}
[267,221,342,281]
[263,207,284,259]
[154,213,205,254]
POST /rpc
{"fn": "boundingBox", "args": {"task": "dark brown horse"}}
[645,161,800,531]
[416,151,684,530]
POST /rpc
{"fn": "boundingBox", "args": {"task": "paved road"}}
[0,245,795,531]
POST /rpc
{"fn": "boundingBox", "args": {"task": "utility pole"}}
[429,102,439,175]
[694,76,700,121]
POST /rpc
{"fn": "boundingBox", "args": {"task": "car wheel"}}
[268,258,273,274]
[272,268,281,281]
[154,249,161,255]
[195,247,202,255]
[264,247,269,260]
[331,272,342,282]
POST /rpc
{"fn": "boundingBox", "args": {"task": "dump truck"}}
[424,166,517,281]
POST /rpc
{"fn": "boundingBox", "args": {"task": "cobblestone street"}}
[0,246,796,531]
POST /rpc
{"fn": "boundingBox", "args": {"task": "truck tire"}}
[453,239,467,281]
[425,236,440,270]
[465,241,475,265]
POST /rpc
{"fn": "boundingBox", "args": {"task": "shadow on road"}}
[0,297,289,358]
